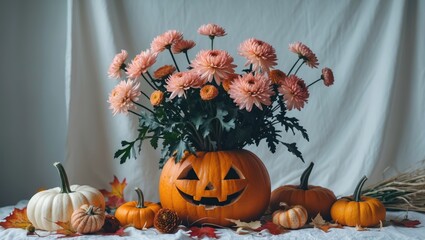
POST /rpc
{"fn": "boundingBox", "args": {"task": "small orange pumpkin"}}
[272,203,308,229]
[331,176,386,227]
[71,204,105,234]
[270,162,336,220]
[114,187,161,229]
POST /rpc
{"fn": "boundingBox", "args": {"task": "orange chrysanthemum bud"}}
[150,90,164,106]
[200,85,219,101]
[153,65,176,80]
[269,69,287,85]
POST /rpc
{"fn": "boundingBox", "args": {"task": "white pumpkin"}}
[27,162,105,231]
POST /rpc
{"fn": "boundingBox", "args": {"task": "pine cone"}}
[154,208,180,233]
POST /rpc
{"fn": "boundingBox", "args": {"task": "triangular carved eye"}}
[224,167,241,180]
[178,167,199,180]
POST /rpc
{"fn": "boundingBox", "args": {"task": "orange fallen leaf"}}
[55,221,80,238]
[100,175,127,210]
[310,213,343,233]
[0,207,32,229]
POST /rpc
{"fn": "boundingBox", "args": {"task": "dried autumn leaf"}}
[391,218,421,228]
[255,221,285,235]
[100,175,127,210]
[311,213,326,228]
[0,207,32,229]
[226,218,262,230]
[100,175,127,199]
[55,221,80,238]
[355,224,367,231]
[318,223,343,233]
[310,213,343,233]
[189,226,218,239]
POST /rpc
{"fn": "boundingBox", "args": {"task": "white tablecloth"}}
[1,200,424,240]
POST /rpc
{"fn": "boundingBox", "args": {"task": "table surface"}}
[1,200,424,240]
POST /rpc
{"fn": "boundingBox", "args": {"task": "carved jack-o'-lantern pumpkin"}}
[159,150,271,226]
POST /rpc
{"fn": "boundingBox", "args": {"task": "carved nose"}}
[204,182,215,191]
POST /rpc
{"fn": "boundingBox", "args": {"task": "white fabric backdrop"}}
[64,0,425,203]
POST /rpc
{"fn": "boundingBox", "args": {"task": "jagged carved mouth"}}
[177,188,245,209]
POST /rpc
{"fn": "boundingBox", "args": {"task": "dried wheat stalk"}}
[362,168,425,212]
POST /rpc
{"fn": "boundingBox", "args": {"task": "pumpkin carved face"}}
[159,150,271,226]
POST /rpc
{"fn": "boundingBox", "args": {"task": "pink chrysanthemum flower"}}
[197,23,227,37]
[151,30,183,53]
[108,79,141,115]
[289,42,319,68]
[278,75,310,111]
[166,71,204,99]
[238,38,277,73]
[228,73,274,112]
[321,67,334,86]
[191,50,237,85]
[126,49,157,80]
[172,39,196,54]
[108,50,128,79]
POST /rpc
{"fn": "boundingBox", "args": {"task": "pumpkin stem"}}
[354,175,368,202]
[135,187,146,208]
[86,205,95,215]
[53,162,73,193]
[278,202,290,211]
[299,162,314,190]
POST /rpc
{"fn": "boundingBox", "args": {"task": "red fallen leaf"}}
[391,219,421,228]
[100,227,126,236]
[255,221,285,235]
[189,226,219,239]
[55,221,80,238]
[0,207,32,229]
[100,176,127,209]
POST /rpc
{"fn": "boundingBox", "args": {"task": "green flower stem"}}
[132,101,154,114]
[354,176,368,202]
[135,187,146,208]
[294,60,305,75]
[210,35,215,50]
[188,122,205,149]
[287,58,301,75]
[140,91,150,99]
[129,110,142,117]
[167,48,180,72]
[142,74,158,90]
[307,78,322,88]
[53,162,73,194]
[184,51,191,66]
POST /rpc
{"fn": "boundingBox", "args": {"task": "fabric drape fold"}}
[64,0,425,202]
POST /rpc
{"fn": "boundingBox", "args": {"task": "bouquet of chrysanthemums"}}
[107,23,334,167]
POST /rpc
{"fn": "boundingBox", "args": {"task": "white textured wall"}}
[0,0,67,206]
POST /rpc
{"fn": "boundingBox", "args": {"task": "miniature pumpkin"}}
[331,176,386,227]
[114,187,161,229]
[159,150,271,226]
[270,162,336,220]
[71,204,105,234]
[272,203,308,229]
[26,162,105,231]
